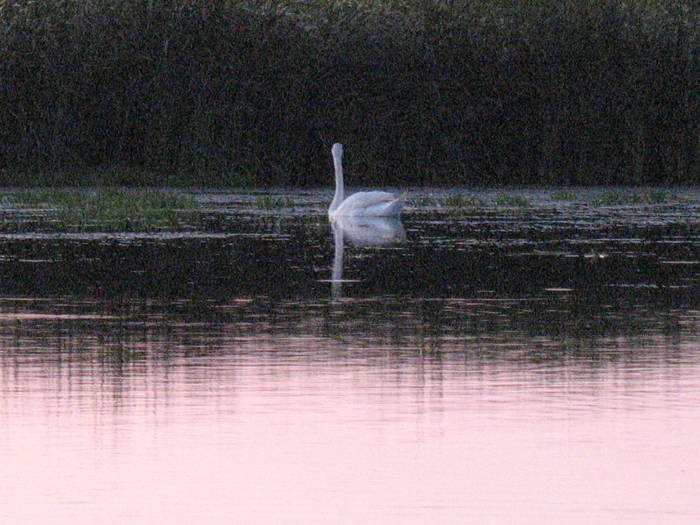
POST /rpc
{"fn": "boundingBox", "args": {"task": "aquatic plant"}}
[441,194,485,208]
[592,190,672,206]
[549,189,678,205]
[7,188,198,231]
[253,195,296,209]
[14,188,195,208]
[411,193,485,209]
[410,195,441,207]
[549,190,578,201]
[493,194,530,207]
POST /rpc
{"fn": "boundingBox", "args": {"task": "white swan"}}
[328,143,404,218]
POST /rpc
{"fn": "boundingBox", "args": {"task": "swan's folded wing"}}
[332,191,404,217]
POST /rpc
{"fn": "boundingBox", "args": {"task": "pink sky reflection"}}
[1,342,699,524]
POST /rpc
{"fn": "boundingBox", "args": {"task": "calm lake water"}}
[1,187,700,524]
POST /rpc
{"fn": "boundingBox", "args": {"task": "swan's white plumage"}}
[328,143,404,218]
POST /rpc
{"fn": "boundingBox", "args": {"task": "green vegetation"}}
[442,194,485,208]
[411,192,532,210]
[253,195,296,209]
[493,194,531,207]
[3,188,198,231]
[410,193,484,208]
[549,190,578,201]
[591,189,671,205]
[0,0,698,186]
[410,195,440,207]
[549,188,680,205]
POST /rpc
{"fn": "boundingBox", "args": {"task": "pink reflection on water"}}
[1,339,700,524]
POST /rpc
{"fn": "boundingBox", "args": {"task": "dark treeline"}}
[0,0,698,186]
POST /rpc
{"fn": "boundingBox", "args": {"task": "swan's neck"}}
[329,148,344,214]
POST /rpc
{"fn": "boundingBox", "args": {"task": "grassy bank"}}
[0,0,698,186]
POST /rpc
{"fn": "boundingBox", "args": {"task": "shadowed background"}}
[0,0,698,186]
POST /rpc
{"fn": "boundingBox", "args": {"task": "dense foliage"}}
[0,0,698,186]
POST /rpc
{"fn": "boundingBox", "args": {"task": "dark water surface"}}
[1,188,700,524]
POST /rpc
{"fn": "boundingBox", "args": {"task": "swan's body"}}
[328,143,404,218]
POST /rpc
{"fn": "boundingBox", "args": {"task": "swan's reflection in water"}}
[331,216,406,298]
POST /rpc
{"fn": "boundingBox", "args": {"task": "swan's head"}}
[332,143,343,158]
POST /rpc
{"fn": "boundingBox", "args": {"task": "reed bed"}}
[3,188,198,230]
[0,0,698,186]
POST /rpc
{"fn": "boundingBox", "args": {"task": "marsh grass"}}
[6,188,199,231]
[549,190,579,201]
[253,195,297,209]
[0,0,698,186]
[493,194,531,207]
[441,194,485,208]
[549,188,680,205]
[413,191,536,214]
[413,191,542,210]
[410,195,441,207]
[592,190,671,206]
[411,194,485,208]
